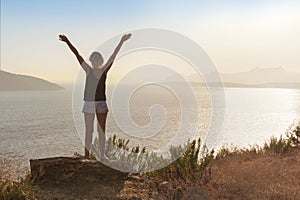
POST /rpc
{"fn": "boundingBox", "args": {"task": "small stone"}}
[158,181,172,191]
[126,175,141,181]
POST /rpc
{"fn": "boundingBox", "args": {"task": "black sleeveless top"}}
[83,69,107,101]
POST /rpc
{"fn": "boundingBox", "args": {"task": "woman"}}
[59,33,131,160]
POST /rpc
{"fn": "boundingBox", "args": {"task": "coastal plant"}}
[91,135,213,179]
[263,136,292,154]
[148,138,214,183]
[263,123,300,154]
[91,135,149,172]
[0,175,36,200]
[287,125,300,146]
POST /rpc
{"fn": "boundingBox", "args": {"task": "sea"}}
[0,86,299,176]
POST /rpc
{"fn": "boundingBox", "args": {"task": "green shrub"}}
[287,125,300,146]
[91,135,213,180]
[149,138,214,182]
[263,136,292,154]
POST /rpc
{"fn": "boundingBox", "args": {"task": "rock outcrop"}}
[29,157,128,184]
[29,157,131,199]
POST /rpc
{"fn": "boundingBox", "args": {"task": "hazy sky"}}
[1,0,300,83]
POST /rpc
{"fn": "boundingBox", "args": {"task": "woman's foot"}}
[73,152,88,160]
[84,149,90,159]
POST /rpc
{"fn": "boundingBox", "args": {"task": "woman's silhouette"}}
[59,33,131,160]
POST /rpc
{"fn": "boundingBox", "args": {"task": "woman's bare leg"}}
[96,113,107,159]
[84,113,95,158]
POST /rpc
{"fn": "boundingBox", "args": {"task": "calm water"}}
[0,87,300,173]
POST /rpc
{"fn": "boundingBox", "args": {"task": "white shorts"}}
[82,101,109,114]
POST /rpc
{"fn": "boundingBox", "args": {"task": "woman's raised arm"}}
[59,34,90,73]
[104,33,132,72]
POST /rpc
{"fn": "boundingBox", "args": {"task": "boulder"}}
[29,156,129,184]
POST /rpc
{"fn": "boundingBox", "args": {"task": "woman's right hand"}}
[121,33,132,42]
[59,34,69,43]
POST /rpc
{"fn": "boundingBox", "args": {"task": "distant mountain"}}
[187,67,300,88]
[189,82,300,89]
[221,67,300,85]
[0,70,64,91]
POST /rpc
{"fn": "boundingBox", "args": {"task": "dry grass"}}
[0,156,17,182]
[201,124,300,199]
[203,146,300,199]
[0,157,37,200]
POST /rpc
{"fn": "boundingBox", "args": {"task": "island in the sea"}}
[0,70,64,91]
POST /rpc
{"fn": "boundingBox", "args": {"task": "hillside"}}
[0,70,63,91]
